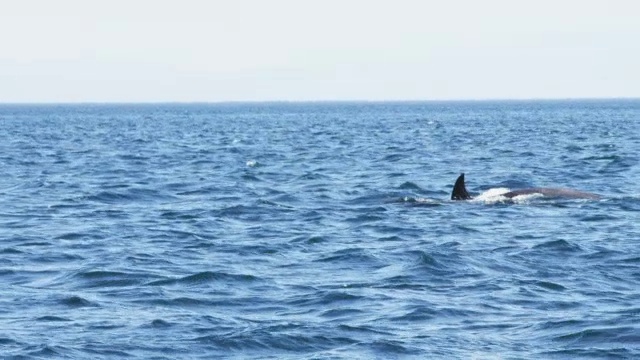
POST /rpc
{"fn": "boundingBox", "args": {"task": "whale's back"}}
[502,188,601,200]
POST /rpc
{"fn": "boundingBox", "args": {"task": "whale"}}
[451,173,601,201]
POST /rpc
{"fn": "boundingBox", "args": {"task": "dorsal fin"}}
[451,173,472,200]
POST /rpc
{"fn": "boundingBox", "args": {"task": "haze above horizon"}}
[1,0,639,103]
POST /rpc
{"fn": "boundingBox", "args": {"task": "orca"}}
[450,173,601,201]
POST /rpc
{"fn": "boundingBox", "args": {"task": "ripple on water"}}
[200,329,358,353]
[147,271,261,287]
[531,239,582,252]
[552,326,639,346]
[36,315,72,322]
[59,295,96,308]
[73,270,154,289]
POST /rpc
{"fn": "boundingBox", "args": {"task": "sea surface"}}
[1,100,639,359]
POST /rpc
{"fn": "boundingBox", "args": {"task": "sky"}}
[0,0,639,102]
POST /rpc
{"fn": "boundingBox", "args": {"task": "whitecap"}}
[470,187,545,204]
[470,188,510,204]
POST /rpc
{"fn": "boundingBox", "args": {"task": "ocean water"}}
[1,100,639,359]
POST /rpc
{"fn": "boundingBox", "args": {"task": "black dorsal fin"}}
[451,173,472,200]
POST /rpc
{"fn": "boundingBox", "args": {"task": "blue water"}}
[1,100,639,359]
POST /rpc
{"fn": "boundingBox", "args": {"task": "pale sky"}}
[1,0,638,102]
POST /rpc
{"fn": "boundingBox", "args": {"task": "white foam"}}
[470,188,510,204]
[470,187,545,204]
[509,193,544,204]
[413,197,439,204]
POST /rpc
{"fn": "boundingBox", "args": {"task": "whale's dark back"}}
[502,188,601,200]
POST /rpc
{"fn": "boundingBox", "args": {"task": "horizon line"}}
[0,96,639,105]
